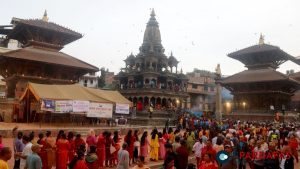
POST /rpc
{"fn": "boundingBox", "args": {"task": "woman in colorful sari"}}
[186,130,195,154]
[45,131,56,169]
[158,132,166,160]
[85,145,98,169]
[150,128,159,161]
[168,128,175,144]
[97,131,107,168]
[56,133,70,169]
[37,133,47,169]
[140,131,149,161]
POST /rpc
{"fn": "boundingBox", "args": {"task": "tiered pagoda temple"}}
[221,35,300,117]
[116,10,189,112]
[0,11,98,99]
[0,11,98,122]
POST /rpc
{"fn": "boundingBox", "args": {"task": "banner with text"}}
[55,100,73,113]
[115,104,130,114]
[87,102,113,118]
[41,99,55,112]
[72,100,89,112]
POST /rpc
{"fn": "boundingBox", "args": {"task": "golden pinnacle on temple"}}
[42,10,49,22]
[259,33,265,45]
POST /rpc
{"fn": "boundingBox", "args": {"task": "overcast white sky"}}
[2,0,300,75]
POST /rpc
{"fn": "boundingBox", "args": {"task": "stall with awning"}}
[85,88,132,114]
[19,83,130,122]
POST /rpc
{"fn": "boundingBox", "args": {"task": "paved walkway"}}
[0,122,167,137]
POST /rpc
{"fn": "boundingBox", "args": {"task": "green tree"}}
[97,67,106,88]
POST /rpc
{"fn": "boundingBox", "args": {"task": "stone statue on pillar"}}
[215,64,222,121]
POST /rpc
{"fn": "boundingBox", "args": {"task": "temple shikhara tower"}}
[221,35,300,120]
[116,10,189,115]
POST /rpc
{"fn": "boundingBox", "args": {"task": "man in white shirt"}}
[192,138,204,169]
[15,135,32,169]
[212,135,218,146]
[253,140,266,169]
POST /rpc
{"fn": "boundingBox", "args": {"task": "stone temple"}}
[115,9,189,124]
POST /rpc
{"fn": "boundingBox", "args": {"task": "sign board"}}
[115,104,130,114]
[72,100,89,112]
[87,102,113,118]
[41,99,55,112]
[55,100,73,113]
[0,92,5,97]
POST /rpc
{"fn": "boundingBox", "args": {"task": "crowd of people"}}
[0,117,299,169]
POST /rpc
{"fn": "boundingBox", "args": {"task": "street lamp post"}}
[242,102,246,110]
[282,104,285,123]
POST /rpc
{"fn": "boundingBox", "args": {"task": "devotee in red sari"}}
[45,131,56,169]
[124,129,135,164]
[105,132,113,167]
[37,133,47,169]
[97,131,107,168]
[111,131,121,167]
[67,132,75,163]
[56,133,70,169]
[74,134,86,152]
[199,153,218,169]
[201,140,216,161]
[69,151,88,169]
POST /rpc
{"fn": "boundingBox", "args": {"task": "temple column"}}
[215,64,222,121]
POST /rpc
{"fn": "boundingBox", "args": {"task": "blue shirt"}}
[14,138,25,152]
[26,153,42,169]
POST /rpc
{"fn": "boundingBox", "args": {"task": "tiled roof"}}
[11,17,82,37]
[228,44,297,63]
[221,68,299,84]
[1,46,98,71]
